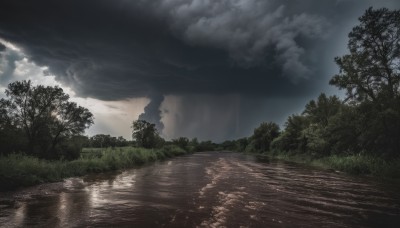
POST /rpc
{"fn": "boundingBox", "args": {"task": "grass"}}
[0,145,188,191]
[313,155,400,177]
[260,151,400,178]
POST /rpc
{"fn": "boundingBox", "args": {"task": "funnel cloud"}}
[138,94,165,134]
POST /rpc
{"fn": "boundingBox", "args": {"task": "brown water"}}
[0,152,399,227]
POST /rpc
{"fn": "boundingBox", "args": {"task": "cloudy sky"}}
[0,0,399,141]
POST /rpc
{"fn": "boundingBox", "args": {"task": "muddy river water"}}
[1,152,399,227]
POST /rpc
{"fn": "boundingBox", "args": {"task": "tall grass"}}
[313,155,400,177]
[0,145,187,191]
[262,150,400,178]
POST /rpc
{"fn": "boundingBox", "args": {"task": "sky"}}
[0,0,399,142]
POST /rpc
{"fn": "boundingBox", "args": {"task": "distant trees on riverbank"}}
[84,134,129,148]
[230,7,400,158]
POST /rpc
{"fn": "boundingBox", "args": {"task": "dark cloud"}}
[155,0,329,79]
[0,48,24,84]
[0,0,399,140]
[0,43,6,52]
[0,0,357,100]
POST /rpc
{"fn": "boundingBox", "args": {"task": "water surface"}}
[1,152,399,227]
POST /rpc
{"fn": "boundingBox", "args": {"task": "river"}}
[0,152,399,227]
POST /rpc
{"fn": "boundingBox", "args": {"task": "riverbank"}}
[255,151,400,179]
[0,145,188,191]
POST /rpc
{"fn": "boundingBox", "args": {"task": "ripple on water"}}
[1,152,399,227]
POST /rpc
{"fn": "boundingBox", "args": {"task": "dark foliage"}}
[131,120,164,148]
[270,8,400,158]
[0,80,93,159]
[87,134,129,148]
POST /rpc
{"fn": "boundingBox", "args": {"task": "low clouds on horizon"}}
[1,0,399,140]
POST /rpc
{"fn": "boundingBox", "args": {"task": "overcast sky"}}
[1,0,399,141]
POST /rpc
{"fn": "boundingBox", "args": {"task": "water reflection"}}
[12,202,26,227]
[55,185,92,227]
[0,152,399,227]
[57,193,67,226]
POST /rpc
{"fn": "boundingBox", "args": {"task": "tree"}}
[48,100,94,154]
[324,105,362,155]
[220,140,237,151]
[131,119,160,148]
[116,136,128,147]
[271,115,309,153]
[296,94,344,155]
[188,137,199,152]
[330,7,400,102]
[0,99,27,154]
[196,140,217,152]
[88,134,129,148]
[249,122,280,152]
[3,80,93,158]
[330,8,400,156]
[90,134,111,148]
[0,99,11,128]
[172,137,189,151]
[235,137,249,152]
[303,93,342,126]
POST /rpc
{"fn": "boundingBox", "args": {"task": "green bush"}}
[0,146,190,191]
[264,151,400,178]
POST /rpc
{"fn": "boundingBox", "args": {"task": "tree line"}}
[222,8,400,158]
[130,119,220,152]
[0,81,219,159]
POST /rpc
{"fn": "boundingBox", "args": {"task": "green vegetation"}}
[0,80,94,160]
[0,146,187,191]
[222,8,400,178]
[0,109,219,191]
[260,151,400,178]
[85,134,129,148]
[0,79,217,190]
[316,155,400,177]
[268,8,400,160]
[131,120,164,148]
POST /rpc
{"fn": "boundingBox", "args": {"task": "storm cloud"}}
[0,46,23,85]
[0,43,6,52]
[0,0,399,140]
[156,0,329,80]
[1,0,343,99]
